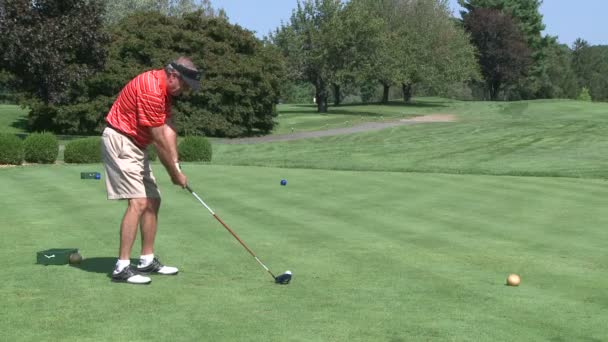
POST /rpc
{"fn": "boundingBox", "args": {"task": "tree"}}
[356,0,408,103]
[538,39,578,99]
[22,11,284,136]
[459,0,550,99]
[572,40,608,102]
[273,0,386,109]
[103,0,222,26]
[586,46,608,101]
[459,0,545,47]
[0,0,108,109]
[271,0,343,113]
[463,8,531,100]
[572,39,591,78]
[577,87,592,102]
[358,0,479,103]
[325,0,384,105]
[397,0,479,103]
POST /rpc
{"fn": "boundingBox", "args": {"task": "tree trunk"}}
[402,83,413,103]
[333,83,341,106]
[489,81,500,101]
[315,78,328,113]
[382,83,390,104]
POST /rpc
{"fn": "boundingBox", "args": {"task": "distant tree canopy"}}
[271,0,348,112]
[371,0,479,103]
[459,0,555,99]
[540,41,578,100]
[463,8,531,100]
[102,0,224,25]
[273,0,479,111]
[572,40,608,102]
[459,0,545,48]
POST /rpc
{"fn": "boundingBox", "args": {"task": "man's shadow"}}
[71,257,139,279]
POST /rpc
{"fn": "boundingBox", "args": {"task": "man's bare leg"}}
[140,198,161,256]
[118,198,148,260]
[112,198,152,284]
[136,197,178,275]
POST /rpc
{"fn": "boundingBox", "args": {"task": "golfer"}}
[101,57,201,284]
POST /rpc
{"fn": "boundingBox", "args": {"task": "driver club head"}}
[275,270,292,285]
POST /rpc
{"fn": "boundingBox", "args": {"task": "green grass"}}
[1,164,607,341]
[3,98,608,340]
[272,102,435,134]
[0,104,28,134]
[215,98,608,178]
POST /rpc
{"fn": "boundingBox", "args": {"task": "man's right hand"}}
[171,171,188,188]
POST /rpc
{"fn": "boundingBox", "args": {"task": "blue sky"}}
[211,0,607,47]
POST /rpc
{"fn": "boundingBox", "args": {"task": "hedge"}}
[0,133,24,165]
[178,136,212,162]
[64,137,101,163]
[23,132,59,164]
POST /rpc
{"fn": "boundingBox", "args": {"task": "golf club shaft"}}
[185,185,277,279]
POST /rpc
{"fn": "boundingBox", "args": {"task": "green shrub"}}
[23,132,59,164]
[178,136,212,162]
[64,137,101,163]
[578,87,592,102]
[0,133,23,165]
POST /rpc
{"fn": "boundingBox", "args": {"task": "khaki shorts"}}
[101,127,160,200]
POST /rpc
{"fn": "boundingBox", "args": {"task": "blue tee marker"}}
[280,179,287,186]
[81,172,101,180]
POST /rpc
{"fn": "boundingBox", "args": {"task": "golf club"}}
[185,185,292,285]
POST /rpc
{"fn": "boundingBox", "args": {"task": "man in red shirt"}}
[101,57,201,285]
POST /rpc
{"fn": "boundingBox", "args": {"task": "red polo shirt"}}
[105,69,172,148]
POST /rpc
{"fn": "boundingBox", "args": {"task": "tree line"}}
[275,0,608,109]
[1,0,607,135]
[0,0,284,137]
[272,0,479,112]
[459,0,607,102]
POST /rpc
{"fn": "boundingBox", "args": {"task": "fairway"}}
[2,164,607,341]
[216,99,608,179]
